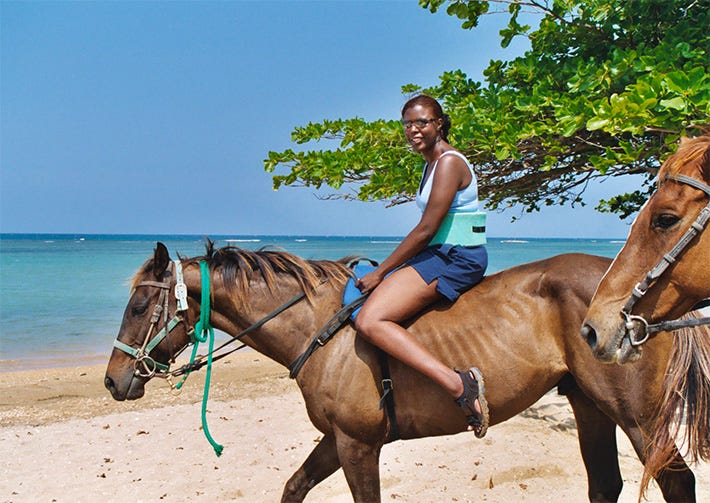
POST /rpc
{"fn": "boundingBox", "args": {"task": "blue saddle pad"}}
[343,264,377,321]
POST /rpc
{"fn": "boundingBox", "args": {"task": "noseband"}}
[621,173,710,346]
[112,259,312,380]
[113,260,193,377]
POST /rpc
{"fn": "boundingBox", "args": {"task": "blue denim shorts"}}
[407,244,487,302]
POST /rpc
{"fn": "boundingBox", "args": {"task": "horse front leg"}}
[565,384,623,502]
[281,433,341,503]
[334,427,383,503]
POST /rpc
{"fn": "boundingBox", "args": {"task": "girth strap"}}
[377,350,399,442]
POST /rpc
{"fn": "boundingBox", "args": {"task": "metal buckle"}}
[631,282,647,299]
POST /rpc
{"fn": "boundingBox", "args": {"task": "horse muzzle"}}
[581,320,643,364]
[104,370,147,401]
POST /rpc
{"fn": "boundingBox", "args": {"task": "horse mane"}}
[640,312,710,497]
[659,134,710,180]
[190,241,355,304]
[130,241,356,303]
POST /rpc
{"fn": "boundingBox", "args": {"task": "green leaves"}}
[420,0,490,29]
[265,118,421,205]
[265,0,710,218]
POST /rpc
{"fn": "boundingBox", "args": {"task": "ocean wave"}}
[500,239,529,244]
[226,239,261,243]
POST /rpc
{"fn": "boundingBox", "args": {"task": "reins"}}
[621,174,710,345]
[113,256,378,453]
[112,259,310,456]
[168,289,307,379]
[288,293,368,378]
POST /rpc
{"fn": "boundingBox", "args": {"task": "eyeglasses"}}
[400,118,438,130]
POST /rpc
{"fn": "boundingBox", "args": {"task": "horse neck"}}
[189,267,339,368]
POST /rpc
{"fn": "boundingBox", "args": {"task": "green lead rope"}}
[176,260,224,457]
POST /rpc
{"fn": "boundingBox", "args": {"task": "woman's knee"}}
[353,308,378,339]
[353,313,369,337]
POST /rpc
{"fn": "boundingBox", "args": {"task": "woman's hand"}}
[356,270,384,294]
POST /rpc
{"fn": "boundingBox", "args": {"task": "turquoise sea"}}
[0,234,626,371]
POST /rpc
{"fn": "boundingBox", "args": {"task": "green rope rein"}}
[175,260,223,457]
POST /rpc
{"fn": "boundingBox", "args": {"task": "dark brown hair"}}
[401,95,451,141]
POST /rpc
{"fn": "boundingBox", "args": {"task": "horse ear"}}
[153,242,170,278]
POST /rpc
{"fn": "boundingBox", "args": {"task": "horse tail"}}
[640,312,710,497]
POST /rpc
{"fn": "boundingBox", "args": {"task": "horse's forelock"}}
[129,259,155,292]
[660,135,710,180]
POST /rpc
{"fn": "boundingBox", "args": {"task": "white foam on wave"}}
[501,239,529,244]
[226,239,261,243]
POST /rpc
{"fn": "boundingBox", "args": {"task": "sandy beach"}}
[1,352,707,502]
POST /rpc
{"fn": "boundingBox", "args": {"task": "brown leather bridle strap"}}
[621,174,710,345]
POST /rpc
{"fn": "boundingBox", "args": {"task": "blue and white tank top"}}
[415,150,479,213]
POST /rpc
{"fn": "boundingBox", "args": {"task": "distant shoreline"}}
[0,232,628,241]
[1,236,628,374]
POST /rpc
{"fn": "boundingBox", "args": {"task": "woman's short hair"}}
[401,95,451,141]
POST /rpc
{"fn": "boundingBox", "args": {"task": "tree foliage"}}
[265,0,710,218]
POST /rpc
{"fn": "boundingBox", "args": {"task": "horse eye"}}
[653,214,681,230]
[131,302,149,316]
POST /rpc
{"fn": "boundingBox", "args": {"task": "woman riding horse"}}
[356,95,489,437]
[106,243,698,502]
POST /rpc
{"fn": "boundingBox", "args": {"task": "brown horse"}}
[105,243,697,502]
[582,135,710,494]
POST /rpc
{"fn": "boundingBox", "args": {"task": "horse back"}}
[304,253,613,440]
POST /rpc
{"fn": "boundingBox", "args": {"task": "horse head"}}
[105,241,354,401]
[104,242,198,400]
[582,135,710,364]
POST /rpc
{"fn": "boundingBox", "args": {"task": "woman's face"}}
[401,103,441,154]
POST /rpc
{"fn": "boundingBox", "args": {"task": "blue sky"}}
[1,1,641,238]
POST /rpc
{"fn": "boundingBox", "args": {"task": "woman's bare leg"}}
[354,266,464,398]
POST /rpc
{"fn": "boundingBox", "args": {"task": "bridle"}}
[112,259,311,380]
[111,258,313,457]
[113,260,193,378]
[110,256,377,455]
[621,173,710,346]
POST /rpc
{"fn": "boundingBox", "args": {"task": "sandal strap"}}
[454,366,490,438]
[454,368,479,408]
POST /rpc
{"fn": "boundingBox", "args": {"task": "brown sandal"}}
[454,367,489,438]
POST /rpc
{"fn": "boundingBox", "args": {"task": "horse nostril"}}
[104,376,115,391]
[581,323,597,350]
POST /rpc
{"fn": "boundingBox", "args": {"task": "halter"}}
[111,255,387,450]
[621,173,710,346]
[113,260,193,377]
[112,259,310,379]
